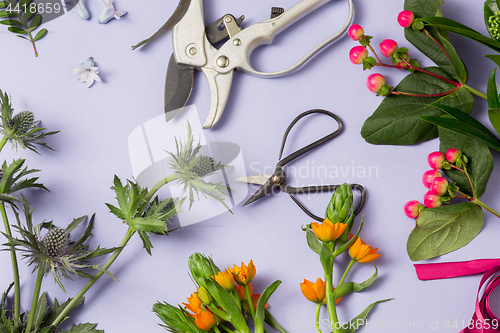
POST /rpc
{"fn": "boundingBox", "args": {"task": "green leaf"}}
[33,292,48,329]
[0,10,16,17]
[8,26,26,34]
[421,16,500,53]
[33,28,46,41]
[337,299,392,333]
[0,2,8,8]
[485,54,500,67]
[29,14,41,30]
[407,203,484,260]
[439,127,494,198]
[19,0,32,7]
[439,32,468,82]
[319,243,333,273]
[153,302,194,333]
[45,296,84,326]
[264,309,287,333]
[404,0,456,77]
[361,67,473,145]
[305,225,322,254]
[488,108,500,137]
[0,19,22,25]
[484,0,499,39]
[129,216,167,233]
[254,280,281,333]
[60,323,103,333]
[488,68,500,108]
[334,263,378,298]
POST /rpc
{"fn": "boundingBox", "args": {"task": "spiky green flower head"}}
[168,122,230,210]
[3,198,117,291]
[0,89,58,153]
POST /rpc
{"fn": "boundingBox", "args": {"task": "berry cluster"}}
[404,149,465,219]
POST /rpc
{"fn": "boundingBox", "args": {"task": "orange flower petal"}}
[194,310,217,331]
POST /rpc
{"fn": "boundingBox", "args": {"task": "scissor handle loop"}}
[212,0,354,78]
[277,109,343,167]
[288,184,366,221]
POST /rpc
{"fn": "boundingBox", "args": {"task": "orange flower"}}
[300,278,341,304]
[311,219,347,243]
[250,294,268,309]
[229,260,256,286]
[349,237,381,264]
[213,269,235,291]
[183,292,203,314]
[193,310,217,331]
[236,283,253,300]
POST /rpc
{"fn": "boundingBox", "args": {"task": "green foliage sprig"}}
[0,0,48,57]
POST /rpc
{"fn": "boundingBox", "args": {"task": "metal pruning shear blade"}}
[165,0,354,128]
[235,109,366,222]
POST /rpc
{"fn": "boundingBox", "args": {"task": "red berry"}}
[379,39,398,57]
[427,151,446,169]
[446,148,462,163]
[366,73,385,93]
[423,191,442,208]
[422,170,442,189]
[348,24,364,41]
[404,200,422,219]
[349,46,368,64]
[430,177,449,196]
[398,10,415,28]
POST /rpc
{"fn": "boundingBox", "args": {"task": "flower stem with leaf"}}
[25,268,44,333]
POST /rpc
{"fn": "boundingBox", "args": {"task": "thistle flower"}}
[168,122,230,210]
[0,90,58,153]
[3,197,117,291]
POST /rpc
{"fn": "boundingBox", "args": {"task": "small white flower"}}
[71,57,102,88]
[98,0,127,24]
[72,0,90,20]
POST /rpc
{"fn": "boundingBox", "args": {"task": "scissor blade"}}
[235,174,273,186]
[165,53,194,122]
[242,179,276,206]
[201,66,234,128]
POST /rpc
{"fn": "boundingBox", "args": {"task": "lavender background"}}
[1,0,500,332]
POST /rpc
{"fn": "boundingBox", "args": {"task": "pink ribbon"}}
[414,259,500,333]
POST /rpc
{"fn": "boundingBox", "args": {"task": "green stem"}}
[9,0,39,57]
[400,58,461,86]
[244,284,256,319]
[463,84,487,100]
[51,227,136,327]
[214,327,222,333]
[25,269,44,333]
[324,255,338,333]
[338,260,355,286]
[138,174,179,213]
[315,303,323,333]
[1,203,20,322]
[0,136,7,153]
[391,85,461,97]
[473,199,500,218]
[220,324,236,333]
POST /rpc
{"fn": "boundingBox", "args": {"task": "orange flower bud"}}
[300,278,341,304]
[236,283,253,300]
[349,237,381,264]
[193,310,217,331]
[311,220,347,243]
[213,270,235,291]
[183,292,203,314]
[250,293,268,309]
[229,260,256,286]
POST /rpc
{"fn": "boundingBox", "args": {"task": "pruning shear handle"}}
[213,0,354,77]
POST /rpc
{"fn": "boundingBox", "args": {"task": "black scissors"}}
[235,109,366,222]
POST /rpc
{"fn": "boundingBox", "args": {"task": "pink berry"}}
[427,151,446,169]
[422,170,442,189]
[398,10,415,28]
[446,148,462,163]
[423,191,442,208]
[349,46,368,64]
[348,24,364,41]
[366,73,385,93]
[404,200,422,219]
[430,177,449,196]
[379,39,398,57]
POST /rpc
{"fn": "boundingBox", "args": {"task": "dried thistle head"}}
[167,122,230,210]
[3,197,117,291]
[0,89,58,153]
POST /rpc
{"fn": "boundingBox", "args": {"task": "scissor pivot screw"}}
[189,47,198,55]
[272,175,282,184]
[217,56,230,68]
[224,16,233,23]
[233,38,242,46]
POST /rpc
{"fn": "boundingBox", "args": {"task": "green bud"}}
[42,227,69,258]
[197,286,212,304]
[153,302,194,333]
[412,19,424,31]
[362,56,376,70]
[325,183,353,224]
[188,253,220,288]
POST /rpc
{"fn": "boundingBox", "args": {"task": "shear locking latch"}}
[270,7,285,19]
[205,14,245,45]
